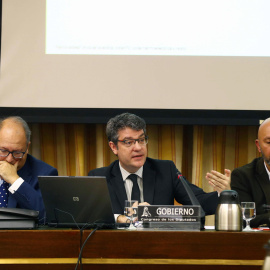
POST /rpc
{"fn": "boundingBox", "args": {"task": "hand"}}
[206,169,231,193]
[139,202,150,206]
[117,202,151,223]
[0,161,19,184]
[117,214,130,223]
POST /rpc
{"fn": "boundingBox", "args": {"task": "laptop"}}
[38,176,116,229]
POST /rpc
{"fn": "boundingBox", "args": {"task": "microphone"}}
[177,171,206,219]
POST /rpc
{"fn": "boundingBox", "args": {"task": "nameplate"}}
[137,205,201,231]
[138,205,200,223]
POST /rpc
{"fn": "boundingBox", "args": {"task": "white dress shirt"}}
[264,161,270,181]
[114,163,144,221]
[0,177,24,194]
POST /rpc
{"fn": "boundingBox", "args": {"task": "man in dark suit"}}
[230,118,270,227]
[206,118,270,228]
[0,116,58,222]
[88,113,230,223]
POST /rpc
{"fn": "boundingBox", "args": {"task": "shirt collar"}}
[119,162,143,181]
[264,161,270,181]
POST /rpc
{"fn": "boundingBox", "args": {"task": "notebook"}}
[38,176,116,229]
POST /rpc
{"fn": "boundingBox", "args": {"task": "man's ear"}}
[255,139,261,153]
[109,141,118,155]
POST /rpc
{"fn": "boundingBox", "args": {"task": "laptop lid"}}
[38,176,115,229]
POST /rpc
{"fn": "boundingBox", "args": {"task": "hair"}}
[0,116,31,144]
[106,112,147,144]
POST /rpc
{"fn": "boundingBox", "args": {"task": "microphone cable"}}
[51,209,110,270]
[54,209,105,270]
[75,227,99,270]
[53,208,81,229]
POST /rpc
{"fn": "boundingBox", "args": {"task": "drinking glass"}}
[241,202,256,232]
[124,200,138,230]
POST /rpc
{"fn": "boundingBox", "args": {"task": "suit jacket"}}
[231,157,270,227]
[88,158,218,215]
[7,154,58,222]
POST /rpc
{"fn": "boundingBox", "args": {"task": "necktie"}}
[0,181,9,208]
[129,174,141,203]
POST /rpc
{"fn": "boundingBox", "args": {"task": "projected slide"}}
[46,0,270,56]
[2,0,270,111]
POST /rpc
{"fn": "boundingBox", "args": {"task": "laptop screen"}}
[38,176,115,229]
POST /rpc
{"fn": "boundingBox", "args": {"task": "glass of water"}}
[241,202,256,231]
[124,200,138,230]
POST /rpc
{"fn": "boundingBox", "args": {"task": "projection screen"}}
[1,0,270,113]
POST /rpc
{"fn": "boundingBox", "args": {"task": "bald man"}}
[0,116,58,223]
[206,118,270,228]
[229,118,270,228]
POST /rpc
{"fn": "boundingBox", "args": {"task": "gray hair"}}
[0,116,31,144]
[106,113,146,144]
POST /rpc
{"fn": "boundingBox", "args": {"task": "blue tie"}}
[0,181,9,208]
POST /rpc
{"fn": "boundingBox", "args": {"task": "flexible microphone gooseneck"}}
[177,171,206,218]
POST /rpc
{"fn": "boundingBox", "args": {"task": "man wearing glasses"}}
[88,112,230,223]
[0,116,58,222]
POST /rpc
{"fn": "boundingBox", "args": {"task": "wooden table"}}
[0,229,269,270]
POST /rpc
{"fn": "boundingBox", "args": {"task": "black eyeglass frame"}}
[117,136,149,147]
[0,149,27,159]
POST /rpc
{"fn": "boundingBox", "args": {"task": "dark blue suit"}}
[7,154,58,222]
[88,158,218,215]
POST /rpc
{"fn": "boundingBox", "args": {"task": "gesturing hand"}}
[206,169,231,193]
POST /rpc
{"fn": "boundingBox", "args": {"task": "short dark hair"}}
[0,116,31,145]
[106,113,146,144]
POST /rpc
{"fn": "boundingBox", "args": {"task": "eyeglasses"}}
[117,136,148,147]
[0,149,27,159]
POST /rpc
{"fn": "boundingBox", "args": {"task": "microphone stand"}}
[177,172,206,229]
